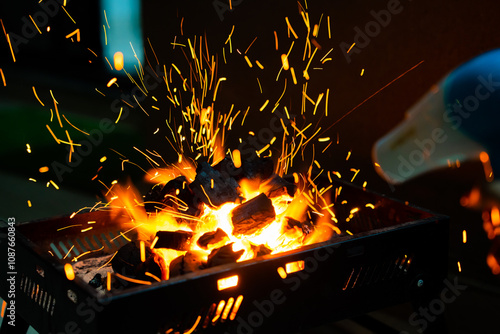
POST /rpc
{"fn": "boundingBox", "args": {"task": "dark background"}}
[1,0,500,333]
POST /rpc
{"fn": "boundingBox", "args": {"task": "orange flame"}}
[108,169,336,282]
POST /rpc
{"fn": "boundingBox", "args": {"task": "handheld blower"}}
[373,48,500,185]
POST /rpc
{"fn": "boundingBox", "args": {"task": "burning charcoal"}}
[252,244,272,257]
[213,157,242,179]
[88,273,103,288]
[259,174,296,198]
[214,156,274,182]
[144,176,204,218]
[112,242,142,276]
[231,193,276,236]
[190,161,241,207]
[154,230,194,251]
[242,157,274,181]
[168,256,183,277]
[169,250,206,278]
[112,242,162,283]
[207,243,244,268]
[284,217,314,235]
[196,228,230,250]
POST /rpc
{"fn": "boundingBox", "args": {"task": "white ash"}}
[72,254,114,290]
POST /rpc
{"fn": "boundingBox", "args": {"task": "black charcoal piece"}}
[153,230,194,251]
[190,161,240,207]
[207,243,244,268]
[169,250,206,278]
[196,228,230,250]
[111,241,162,284]
[231,193,276,236]
[144,176,203,218]
[259,174,296,198]
[88,273,103,288]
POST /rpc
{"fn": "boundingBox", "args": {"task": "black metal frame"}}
[0,182,449,334]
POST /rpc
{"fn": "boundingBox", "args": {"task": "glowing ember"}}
[113,51,124,71]
[105,152,338,282]
[64,263,75,280]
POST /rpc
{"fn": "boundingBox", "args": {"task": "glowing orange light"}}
[480,151,494,182]
[150,236,159,249]
[49,180,59,190]
[480,151,490,163]
[462,230,467,244]
[65,29,80,42]
[217,275,239,291]
[1,300,6,318]
[0,68,5,86]
[281,54,289,70]
[312,24,319,37]
[277,267,287,279]
[285,67,295,86]
[64,263,75,280]
[327,16,331,39]
[285,260,305,274]
[140,241,146,262]
[347,42,356,53]
[113,52,124,71]
[106,77,117,87]
[230,295,244,320]
[6,34,16,62]
[233,149,242,168]
[107,272,111,291]
[212,300,226,323]
[487,254,500,275]
[244,55,253,68]
[39,166,49,173]
[259,99,269,111]
[492,206,500,226]
[457,261,462,272]
[222,297,234,320]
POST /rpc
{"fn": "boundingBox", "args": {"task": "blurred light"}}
[100,0,144,73]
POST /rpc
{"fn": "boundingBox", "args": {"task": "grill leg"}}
[0,316,30,334]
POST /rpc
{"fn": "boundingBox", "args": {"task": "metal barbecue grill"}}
[0,180,449,334]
